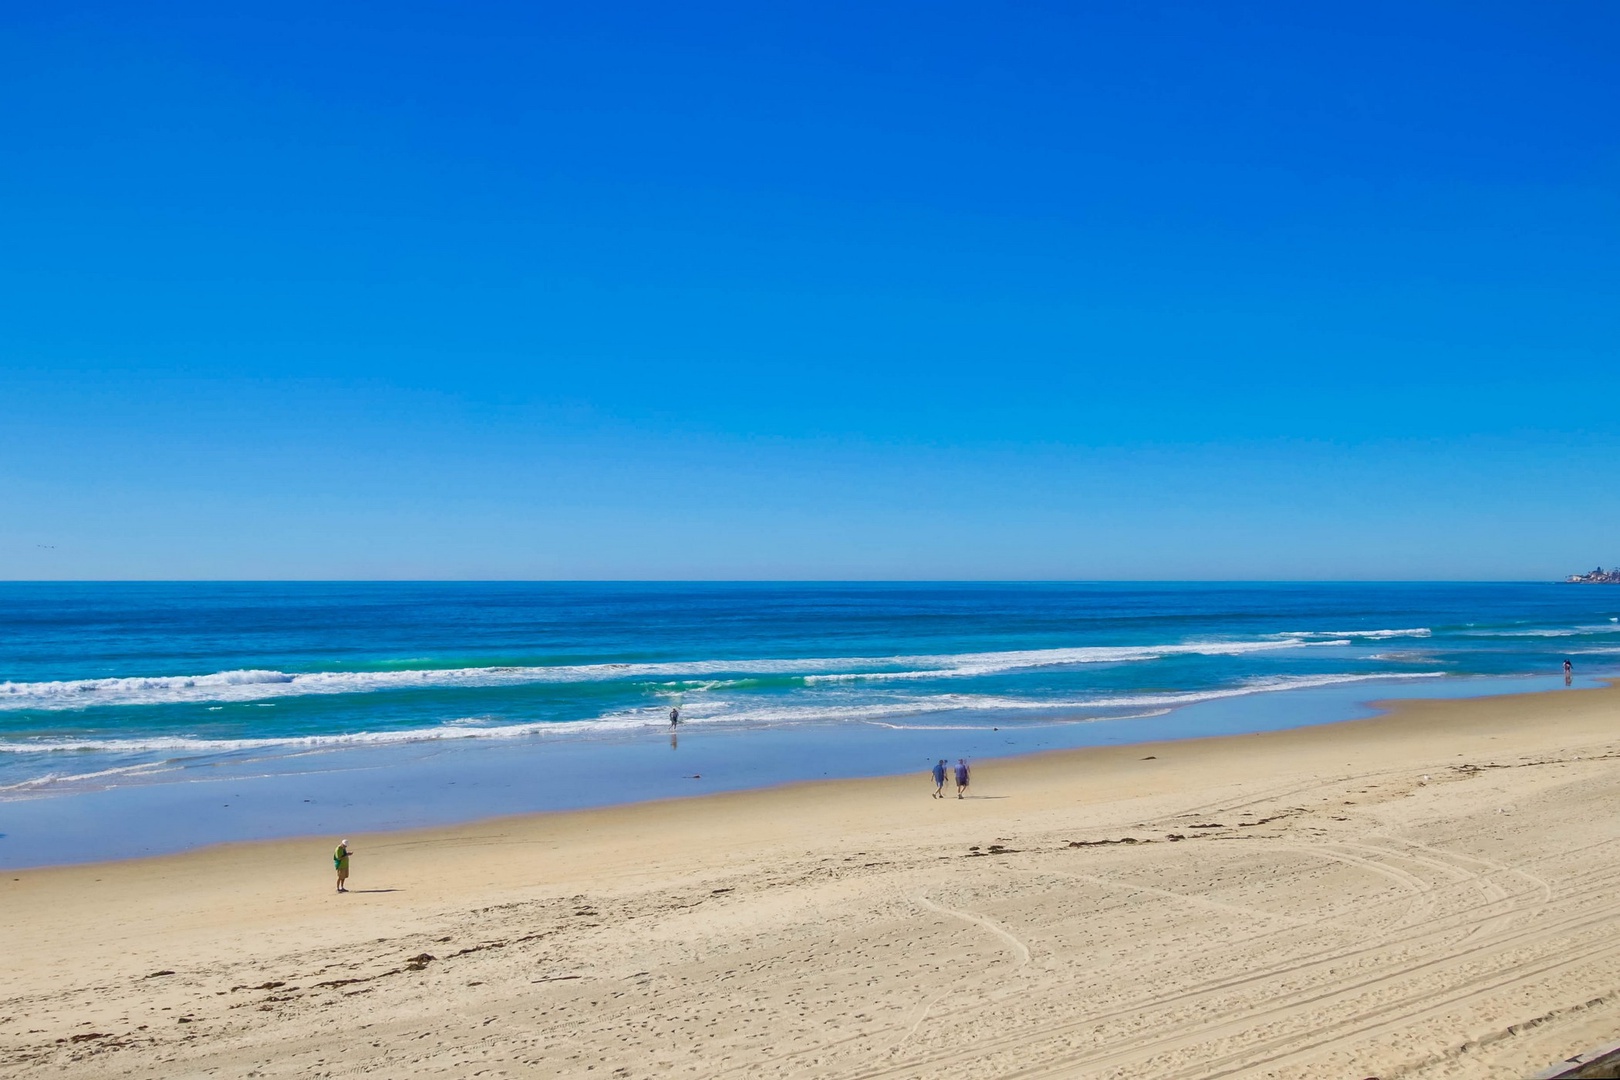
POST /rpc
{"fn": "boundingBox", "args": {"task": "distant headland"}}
[1566,566,1620,584]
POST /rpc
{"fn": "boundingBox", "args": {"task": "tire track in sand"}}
[908,891,1031,967]
[939,876,1620,1079]
[848,847,1615,1080]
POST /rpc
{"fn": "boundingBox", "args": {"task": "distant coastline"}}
[1565,566,1620,584]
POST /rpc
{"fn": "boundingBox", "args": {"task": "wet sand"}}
[5,681,1620,1078]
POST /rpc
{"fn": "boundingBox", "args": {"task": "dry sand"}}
[5,683,1620,1079]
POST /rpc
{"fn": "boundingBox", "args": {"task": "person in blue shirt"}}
[931,759,947,798]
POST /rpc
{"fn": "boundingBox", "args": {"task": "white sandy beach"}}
[5,682,1620,1078]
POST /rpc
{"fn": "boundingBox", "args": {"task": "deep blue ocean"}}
[2,582,1617,866]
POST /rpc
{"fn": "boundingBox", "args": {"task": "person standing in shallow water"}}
[931,759,947,798]
[955,759,970,799]
[670,707,680,729]
[334,839,352,893]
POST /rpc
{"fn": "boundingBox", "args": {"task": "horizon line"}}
[0,578,1588,586]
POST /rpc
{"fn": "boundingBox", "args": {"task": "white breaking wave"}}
[0,671,1446,757]
[889,671,1445,713]
[1463,625,1620,639]
[1270,628,1432,640]
[800,639,1342,684]
[1046,670,1445,708]
[0,761,176,794]
[856,710,1177,731]
[0,638,1334,711]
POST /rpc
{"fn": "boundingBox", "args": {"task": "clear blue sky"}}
[2,2,1616,579]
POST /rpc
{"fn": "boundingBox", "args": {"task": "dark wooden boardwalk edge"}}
[1535,1039,1620,1079]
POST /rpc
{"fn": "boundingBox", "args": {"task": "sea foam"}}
[0,671,1444,759]
[0,637,1337,711]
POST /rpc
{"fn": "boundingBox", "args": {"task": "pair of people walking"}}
[931,758,970,799]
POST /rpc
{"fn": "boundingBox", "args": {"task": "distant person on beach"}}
[670,707,680,729]
[1565,659,1573,676]
[333,839,352,893]
[931,759,947,798]
[955,759,970,799]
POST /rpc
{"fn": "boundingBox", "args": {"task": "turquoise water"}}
[1,582,1616,865]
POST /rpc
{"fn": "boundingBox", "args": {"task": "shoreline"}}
[11,676,1616,878]
[2,668,1603,870]
[7,679,1620,1077]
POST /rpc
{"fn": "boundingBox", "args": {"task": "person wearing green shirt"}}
[334,839,352,893]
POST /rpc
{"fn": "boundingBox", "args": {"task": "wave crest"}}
[0,671,1445,760]
[0,638,1328,711]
